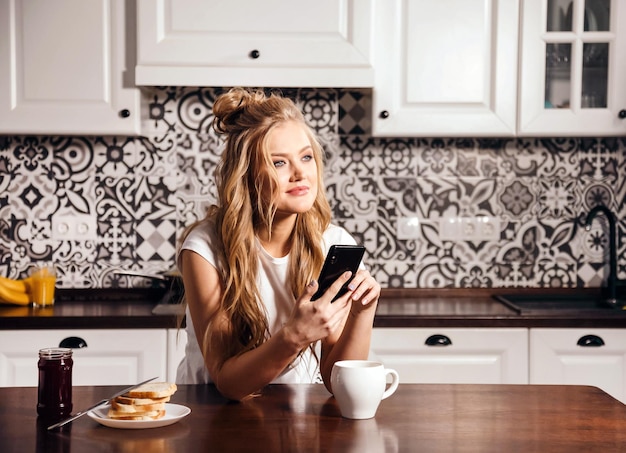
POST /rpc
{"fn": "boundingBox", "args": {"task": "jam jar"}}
[37,348,73,419]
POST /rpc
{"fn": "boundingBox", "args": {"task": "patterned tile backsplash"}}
[1,87,625,289]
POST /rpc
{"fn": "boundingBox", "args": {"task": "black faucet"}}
[584,205,622,306]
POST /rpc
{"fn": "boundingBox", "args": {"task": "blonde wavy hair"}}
[180,87,332,366]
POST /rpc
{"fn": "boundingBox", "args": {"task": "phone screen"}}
[310,245,365,302]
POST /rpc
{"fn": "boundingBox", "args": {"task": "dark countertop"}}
[1,287,625,330]
[3,384,626,452]
[374,288,626,328]
[0,289,182,330]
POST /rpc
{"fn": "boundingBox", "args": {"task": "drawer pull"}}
[577,335,605,347]
[59,336,88,349]
[425,334,452,346]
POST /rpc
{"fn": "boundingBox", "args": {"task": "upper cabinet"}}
[372,0,626,137]
[519,0,626,136]
[0,0,140,135]
[371,0,520,137]
[135,0,375,88]
[1,0,623,137]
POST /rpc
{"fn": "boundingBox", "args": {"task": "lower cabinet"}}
[371,327,626,404]
[0,329,169,387]
[370,328,529,384]
[166,328,187,383]
[530,328,626,404]
[4,325,624,403]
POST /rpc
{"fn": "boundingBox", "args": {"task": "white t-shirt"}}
[175,220,359,385]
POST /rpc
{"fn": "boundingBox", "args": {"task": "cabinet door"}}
[370,328,528,384]
[0,0,140,135]
[530,328,626,404]
[371,0,519,137]
[519,0,626,136]
[0,329,167,387]
[136,0,374,87]
[167,328,187,382]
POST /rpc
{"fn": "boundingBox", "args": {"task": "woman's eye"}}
[273,160,285,168]
[302,154,313,162]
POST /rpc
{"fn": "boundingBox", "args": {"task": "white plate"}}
[88,403,191,429]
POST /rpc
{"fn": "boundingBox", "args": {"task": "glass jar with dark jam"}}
[37,348,73,420]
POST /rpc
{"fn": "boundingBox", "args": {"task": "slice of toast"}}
[110,400,166,414]
[106,381,176,421]
[115,395,170,406]
[123,382,177,399]
[107,409,166,420]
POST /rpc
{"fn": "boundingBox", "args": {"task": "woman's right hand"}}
[282,271,355,349]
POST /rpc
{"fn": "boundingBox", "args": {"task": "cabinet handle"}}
[576,334,605,347]
[59,336,88,349]
[379,110,390,119]
[619,110,626,119]
[119,109,131,118]
[249,49,260,59]
[425,334,452,346]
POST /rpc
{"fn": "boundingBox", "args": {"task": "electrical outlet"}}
[439,216,500,241]
[461,218,477,237]
[52,213,98,241]
[439,216,460,240]
[476,215,500,241]
[397,216,420,239]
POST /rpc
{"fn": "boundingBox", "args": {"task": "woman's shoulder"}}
[322,224,358,246]
[185,218,216,242]
[178,218,219,267]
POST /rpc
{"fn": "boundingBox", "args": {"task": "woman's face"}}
[264,120,319,218]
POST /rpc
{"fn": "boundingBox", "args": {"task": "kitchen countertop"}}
[374,287,626,328]
[2,383,626,452]
[1,287,625,330]
[0,288,181,330]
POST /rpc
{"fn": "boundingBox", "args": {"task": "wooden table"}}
[1,384,625,452]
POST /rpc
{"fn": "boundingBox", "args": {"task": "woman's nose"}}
[291,163,304,180]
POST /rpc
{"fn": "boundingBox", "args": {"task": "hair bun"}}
[213,87,260,134]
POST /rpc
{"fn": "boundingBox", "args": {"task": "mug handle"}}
[382,369,399,400]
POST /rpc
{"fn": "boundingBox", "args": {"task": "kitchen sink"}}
[494,293,624,315]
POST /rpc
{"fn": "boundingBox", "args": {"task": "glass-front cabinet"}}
[519,0,626,136]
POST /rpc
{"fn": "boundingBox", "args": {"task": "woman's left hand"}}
[345,269,380,314]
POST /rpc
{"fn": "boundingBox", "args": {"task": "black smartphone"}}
[310,245,366,302]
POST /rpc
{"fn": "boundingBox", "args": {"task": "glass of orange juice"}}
[30,263,56,307]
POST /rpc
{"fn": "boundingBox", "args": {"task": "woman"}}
[176,87,380,401]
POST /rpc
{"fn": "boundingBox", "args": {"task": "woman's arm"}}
[181,249,354,401]
[318,269,380,392]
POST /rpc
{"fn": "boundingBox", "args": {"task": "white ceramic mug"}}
[331,360,399,419]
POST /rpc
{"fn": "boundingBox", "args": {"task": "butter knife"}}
[47,376,159,431]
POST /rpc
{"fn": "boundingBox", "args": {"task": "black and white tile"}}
[1,87,625,289]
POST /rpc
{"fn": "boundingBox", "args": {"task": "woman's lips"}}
[287,186,309,196]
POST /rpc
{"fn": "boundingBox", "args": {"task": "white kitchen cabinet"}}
[371,0,519,137]
[519,0,626,136]
[0,0,140,135]
[167,328,187,382]
[135,0,374,87]
[0,329,167,387]
[370,328,528,384]
[530,328,626,404]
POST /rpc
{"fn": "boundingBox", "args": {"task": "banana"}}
[0,276,29,293]
[0,283,31,305]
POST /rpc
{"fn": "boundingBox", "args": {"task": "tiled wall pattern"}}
[1,87,625,289]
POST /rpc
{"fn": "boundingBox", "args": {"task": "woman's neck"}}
[257,215,296,258]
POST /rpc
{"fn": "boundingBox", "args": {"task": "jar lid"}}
[39,348,73,359]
